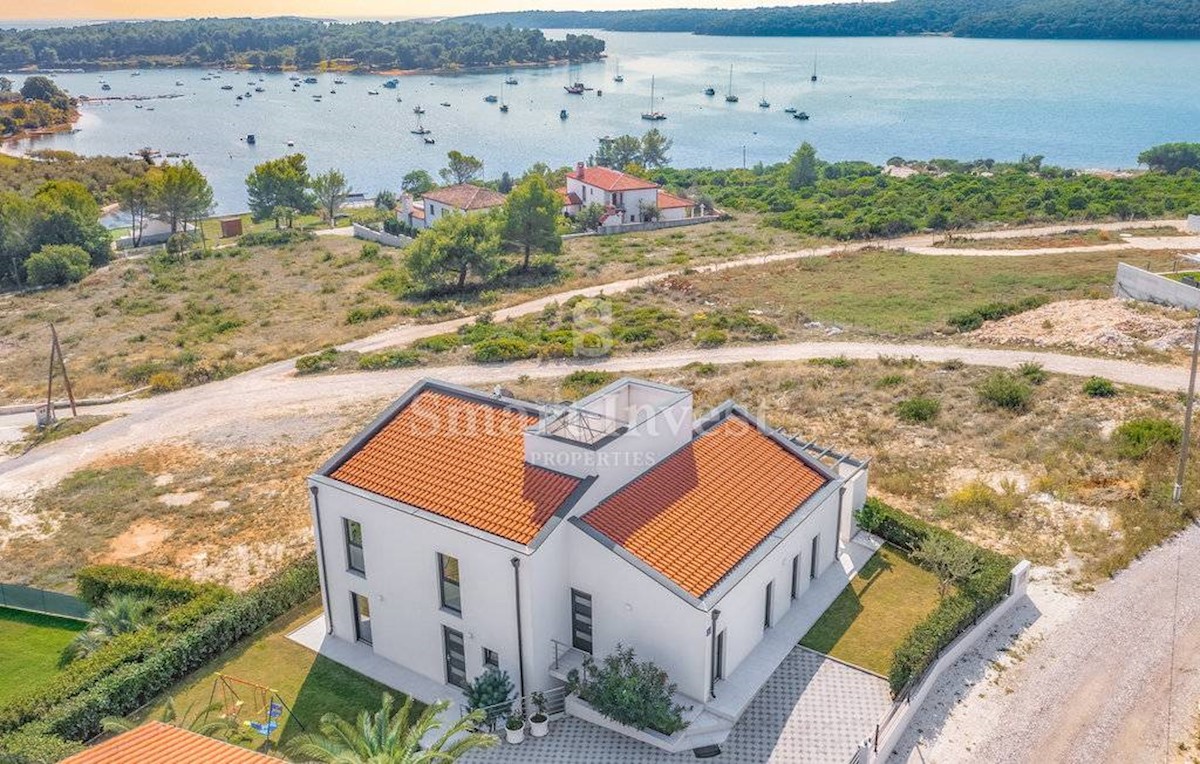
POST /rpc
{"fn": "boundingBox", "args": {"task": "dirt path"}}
[895,522,1200,763]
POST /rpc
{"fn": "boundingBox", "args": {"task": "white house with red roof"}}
[400,183,507,231]
[560,162,703,226]
[304,376,873,754]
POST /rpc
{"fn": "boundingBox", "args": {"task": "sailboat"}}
[499,82,509,112]
[725,65,738,103]
[811,55,818,83]
[410,114,431,135]
[613,60,624,83]
[641,75,666,121]
[759,83,770,109]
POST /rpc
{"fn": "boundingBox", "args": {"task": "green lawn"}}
[0,607,87,705]
[138,599,400,749]
[800,545,943,675]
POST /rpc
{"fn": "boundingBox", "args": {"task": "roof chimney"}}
[576,161,585,175]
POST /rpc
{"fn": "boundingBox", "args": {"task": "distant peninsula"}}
[0,17,605,71]
[461,0,1200,40]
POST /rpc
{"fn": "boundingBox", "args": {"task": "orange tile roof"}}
[422,183,507,210]
[582,414,828,598]
[656,190,695,209]
[567,165,659,192]
[61,721,279,764]
[330,389,582,545]
[557,187,583,206]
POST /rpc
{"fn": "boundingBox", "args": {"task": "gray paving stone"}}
[463,647,890,764]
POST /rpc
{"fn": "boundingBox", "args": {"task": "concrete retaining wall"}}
[1187,214,1200,233]
[594,215,721,236]
[352,223,412,249]
[854,560,1031,764]
[1114,262,1200,311]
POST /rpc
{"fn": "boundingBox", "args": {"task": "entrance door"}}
[443,626,468,689]
[571,589,593,654]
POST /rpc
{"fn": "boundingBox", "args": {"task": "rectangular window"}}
[571,588,593,654]
[483,647,499,669]
[352,592,372,645]
[763,581,774,630]
[345,519,365,575]
[443,626,468,689]
[438,553,461,615]
[810,535,820,580]
[714,629,726,681]
[790,554,801,600]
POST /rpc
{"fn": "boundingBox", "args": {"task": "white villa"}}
[306,376,870,754]
[559,163,704,226]
[399,183,507,231]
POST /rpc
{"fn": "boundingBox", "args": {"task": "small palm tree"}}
[285,693,496,763]
[61,593,155,664]
[102,697,241,740]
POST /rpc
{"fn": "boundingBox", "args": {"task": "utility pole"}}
[1173,311,1200,503]
[41,323,77,429]
[742,145,747,170]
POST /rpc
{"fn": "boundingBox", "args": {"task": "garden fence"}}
[0,583,89,620]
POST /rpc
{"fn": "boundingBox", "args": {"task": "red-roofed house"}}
[400,183,507,231]
[307,377,871,753]
[563,162,703,226]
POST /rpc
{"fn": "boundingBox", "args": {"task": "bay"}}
[4,31,1199,214]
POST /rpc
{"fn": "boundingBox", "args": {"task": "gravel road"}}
[895,522,1200,763]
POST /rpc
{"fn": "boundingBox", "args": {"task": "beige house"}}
[400,183,506,230]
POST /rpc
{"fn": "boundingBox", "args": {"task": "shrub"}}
[810,355,854,368]
[295,348,338,374]
[939,358,965,371]
[693,328,727,348]
[896,396,940,423]
[567,645,689,736]
[146,371,183,393]
[1112,418,1181,459]
[411,333,460,353]
[360,242,381,260]
[464,668,513,727]
[75,565,215,608]
[238,229,314,246]
[876,373,905,388]
[562,370,616,396]
[1016,361,1047,385]
[855,499,1014,695]
[1082,376,1117,397]
[473,337,536,363]
[0,725,84,762]
[357,349,421,370]
[977,372,1032,412]
[946,296,1049,332]
[36,556,319,742]
[24,244,91,287]
[345,305,393,325]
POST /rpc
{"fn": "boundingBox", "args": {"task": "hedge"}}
[0,724,84,763]
[855,498,1014,696]
[37,555,319,742]
[75,564,218,608]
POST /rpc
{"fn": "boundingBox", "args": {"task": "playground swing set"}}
[205,673,303,750]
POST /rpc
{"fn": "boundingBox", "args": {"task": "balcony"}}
[548,639,589,682]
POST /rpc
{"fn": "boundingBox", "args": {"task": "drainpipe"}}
[709,609,721,699]
[310,485,334,635]
[511,557,527,707]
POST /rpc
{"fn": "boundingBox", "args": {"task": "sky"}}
[2,1,836,23]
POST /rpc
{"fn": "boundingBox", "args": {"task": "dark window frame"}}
[763,581,774,631]
[810,535,820,580]
[483,647,499,669]
[351,591,372,645]
[438,552,462,615]
[345,518,365,575]
[790,554,801,600]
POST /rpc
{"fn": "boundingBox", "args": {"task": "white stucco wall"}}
[563,524,712,700]
[708,489,841,683]
[310,478,525,693]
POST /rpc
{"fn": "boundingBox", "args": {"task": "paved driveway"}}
[464,647,890,764]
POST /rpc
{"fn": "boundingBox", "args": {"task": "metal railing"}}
[460,685,568,732]
[550,638,578,672]
[0,583,89,620]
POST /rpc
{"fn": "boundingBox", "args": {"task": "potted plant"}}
[505,712,525,744]
[529,691,549,737]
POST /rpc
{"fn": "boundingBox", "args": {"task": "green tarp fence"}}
[0,583,89,620]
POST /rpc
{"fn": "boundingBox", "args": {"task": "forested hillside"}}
[0,17,605,70]
[463,0,1200,40]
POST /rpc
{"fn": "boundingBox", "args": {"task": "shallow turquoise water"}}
[6,31,1199,213]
